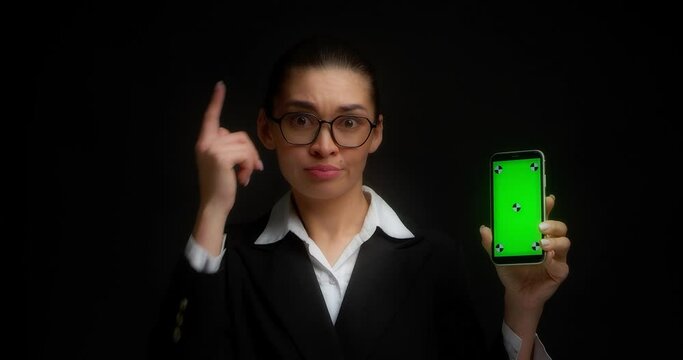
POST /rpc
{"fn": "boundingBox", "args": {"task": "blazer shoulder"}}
[399,218,493,279]
[400,216,462,255]
[224,211,270,249]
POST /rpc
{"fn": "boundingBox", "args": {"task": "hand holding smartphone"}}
[490,150,546,265]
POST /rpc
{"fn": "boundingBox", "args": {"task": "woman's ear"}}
[368,114,383,153]
[257,109,276,150]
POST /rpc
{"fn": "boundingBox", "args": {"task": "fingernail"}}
[244,178,250,186]
[549,194,556,200]
[257,160,264,171]
[539,222,550,231]
[479,225,486,230]
[541,239,550,246]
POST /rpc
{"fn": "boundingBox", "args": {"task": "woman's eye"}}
[295,116,308,125]
[341,117,359,128]
[289,114,314,127]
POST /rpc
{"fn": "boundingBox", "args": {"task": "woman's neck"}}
[292,185,370,265]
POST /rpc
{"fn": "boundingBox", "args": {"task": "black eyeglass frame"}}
[268,112,378,148]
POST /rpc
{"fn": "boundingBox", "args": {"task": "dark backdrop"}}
[28,1,678,359]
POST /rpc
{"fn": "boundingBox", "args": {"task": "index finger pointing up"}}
[200,81,227,141]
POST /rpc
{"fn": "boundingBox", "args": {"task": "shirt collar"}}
[254,185,414,245]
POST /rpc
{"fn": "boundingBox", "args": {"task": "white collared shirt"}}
[252,185,413,323]
[185,185,550,359]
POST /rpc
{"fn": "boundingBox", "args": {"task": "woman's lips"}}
[305,165,341,180]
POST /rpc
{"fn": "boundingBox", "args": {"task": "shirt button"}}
[328,278,337,285]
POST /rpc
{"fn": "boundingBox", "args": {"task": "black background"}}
[29,1,679,359]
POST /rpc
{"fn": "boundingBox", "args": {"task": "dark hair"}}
[263,36,380,118]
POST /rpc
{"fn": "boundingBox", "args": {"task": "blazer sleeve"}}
[147,253,235,360]
[148,214,268,360]
[429,229,509,360]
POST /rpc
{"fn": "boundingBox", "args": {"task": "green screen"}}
[492,157,543,258]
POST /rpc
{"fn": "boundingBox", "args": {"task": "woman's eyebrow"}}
[282,99,316,110]
[337,104,368,113]
[282,100,368,113]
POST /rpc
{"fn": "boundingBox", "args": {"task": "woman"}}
[150,36,571,360]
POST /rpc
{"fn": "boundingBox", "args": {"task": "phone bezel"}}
[489,149,546,266]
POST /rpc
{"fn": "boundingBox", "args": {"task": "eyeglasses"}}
[268,112,378,148]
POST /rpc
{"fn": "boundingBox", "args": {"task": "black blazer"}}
[149,214,508,359]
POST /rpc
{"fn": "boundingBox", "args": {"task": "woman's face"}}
[258,66,383,201]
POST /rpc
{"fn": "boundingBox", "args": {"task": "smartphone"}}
[490,149,546,265]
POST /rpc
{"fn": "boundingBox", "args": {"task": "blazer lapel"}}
[241,232,343,360]
[334,229,430,360]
